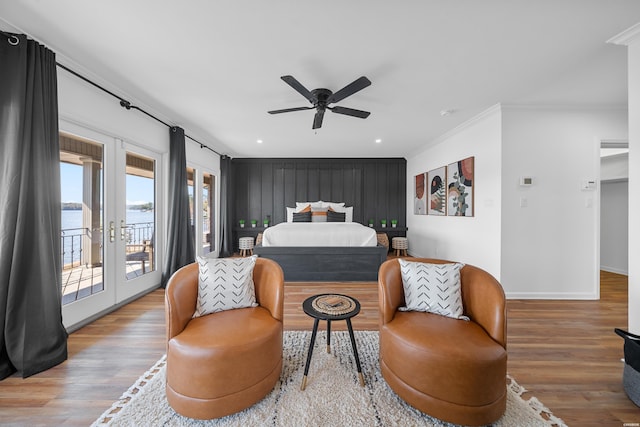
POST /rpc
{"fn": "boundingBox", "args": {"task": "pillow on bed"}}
[327,205,353,222]
[292,211,312,222]
[321,201,346,210]
[296,201,324,209]
[311,206,328,222]
[327,209,346,222]
[286,204,312,222]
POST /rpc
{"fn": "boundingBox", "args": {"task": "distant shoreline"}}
[61,203,153,211]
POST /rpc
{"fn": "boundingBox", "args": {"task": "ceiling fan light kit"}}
[268,75,371,129]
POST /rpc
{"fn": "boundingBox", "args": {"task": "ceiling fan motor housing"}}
[311,88,332,110]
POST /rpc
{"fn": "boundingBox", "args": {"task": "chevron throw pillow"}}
[193,255,258,317]
[398,259,468,320]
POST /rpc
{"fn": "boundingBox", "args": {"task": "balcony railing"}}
[61,227,92,269]
[60,222,155,304]
[61,222,154,269]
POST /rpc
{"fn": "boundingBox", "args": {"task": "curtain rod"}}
[55,63,221,156]
[3,29,222,155]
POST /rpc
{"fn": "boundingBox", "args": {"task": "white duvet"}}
[261,222,378,247]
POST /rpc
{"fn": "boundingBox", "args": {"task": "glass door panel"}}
[202,172,214,255]
[115,146,161,302]
[59,133,105,305]
[124,153,156,280]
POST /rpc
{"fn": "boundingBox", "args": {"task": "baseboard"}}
[600,266,628,276]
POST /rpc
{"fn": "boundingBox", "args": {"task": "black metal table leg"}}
[346,317,365,386]
[326,320,331,353]
[301,317,320,390]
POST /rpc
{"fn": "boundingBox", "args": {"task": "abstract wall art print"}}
[428,166,447,216]
[447,156,474,217]
[414,172,427,215]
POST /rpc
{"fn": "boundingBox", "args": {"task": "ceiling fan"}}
[268,75,371,129]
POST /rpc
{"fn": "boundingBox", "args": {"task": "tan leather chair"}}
[165,257,284,419]
[378,258,507,426]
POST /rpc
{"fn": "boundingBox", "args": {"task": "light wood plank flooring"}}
[0,270,637,426]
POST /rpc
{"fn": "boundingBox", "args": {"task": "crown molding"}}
[500,103,627,111]
[607,22,640,46]
[417,103,502,153]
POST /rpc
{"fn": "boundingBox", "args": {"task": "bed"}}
[253,221,388,281]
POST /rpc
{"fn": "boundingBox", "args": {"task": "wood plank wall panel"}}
[231,158,407,227]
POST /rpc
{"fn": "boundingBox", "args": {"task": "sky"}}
[60,163,154,206]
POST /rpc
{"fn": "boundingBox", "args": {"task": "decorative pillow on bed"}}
[286,204,312,222]
[296,201,324,209]
[398,259,468,320]
[311,206,329,222]
[327,209,346,222]
[292,211,312,222]
[193,255,258,317]
[328,205,353,222]
[321,201,346,210]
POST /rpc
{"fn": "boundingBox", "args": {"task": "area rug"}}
[92,331,566,427]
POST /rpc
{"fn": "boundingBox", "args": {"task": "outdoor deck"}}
[61,260,150,305]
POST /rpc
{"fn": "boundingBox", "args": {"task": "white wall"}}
[57,71,168,151]
[600,180,628,275]
[501,107,627,299]
[406,105,503,281]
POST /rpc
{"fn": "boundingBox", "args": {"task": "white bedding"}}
[261,222,378,247]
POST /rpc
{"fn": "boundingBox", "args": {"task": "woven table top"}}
[311,294,357,316]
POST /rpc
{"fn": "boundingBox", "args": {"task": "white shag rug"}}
[92,331,566,427]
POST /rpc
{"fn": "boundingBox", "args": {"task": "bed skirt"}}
[253,244,388,281]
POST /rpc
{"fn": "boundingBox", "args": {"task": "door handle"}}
[109,221,115,243]
[120,220,128,241]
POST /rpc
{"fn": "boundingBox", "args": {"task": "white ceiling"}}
[1,1,639,158]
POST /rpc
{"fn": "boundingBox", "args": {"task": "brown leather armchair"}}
[378,258,507,426]
[165,257,284,419]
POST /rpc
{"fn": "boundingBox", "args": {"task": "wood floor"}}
[0,270,638,426]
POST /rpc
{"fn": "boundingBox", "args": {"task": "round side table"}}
[300,293,364,390]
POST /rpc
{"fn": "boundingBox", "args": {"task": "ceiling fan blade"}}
[268,106,315,114]
[281,75,316,103]
[327,76,371,104]
[312,110,325,129]
[330,106,371,119]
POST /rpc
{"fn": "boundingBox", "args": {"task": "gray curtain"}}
[161,126,195,287]
[219,155,234,257]
[0,33,68,379]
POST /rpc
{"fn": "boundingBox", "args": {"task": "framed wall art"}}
[414,172,427,215]
[428,166,447,216]
[447,156,474,217]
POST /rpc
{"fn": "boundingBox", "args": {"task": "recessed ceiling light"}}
[257,139,263,144]
[375,139,382,143]
[440,109,455,117]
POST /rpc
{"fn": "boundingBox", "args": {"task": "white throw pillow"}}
[398,259,468,320]
[193,255,258,317]
[320,201,346,210]
[296,201,323,209]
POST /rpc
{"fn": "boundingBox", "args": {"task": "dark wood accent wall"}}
[231,158,407,227]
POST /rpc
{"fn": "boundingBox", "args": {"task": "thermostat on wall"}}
[520,176,533,186]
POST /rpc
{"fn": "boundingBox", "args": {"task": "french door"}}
[60,122,162,329]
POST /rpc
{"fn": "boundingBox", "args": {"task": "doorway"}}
[600,139,629,277]
[59,123,162,329]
